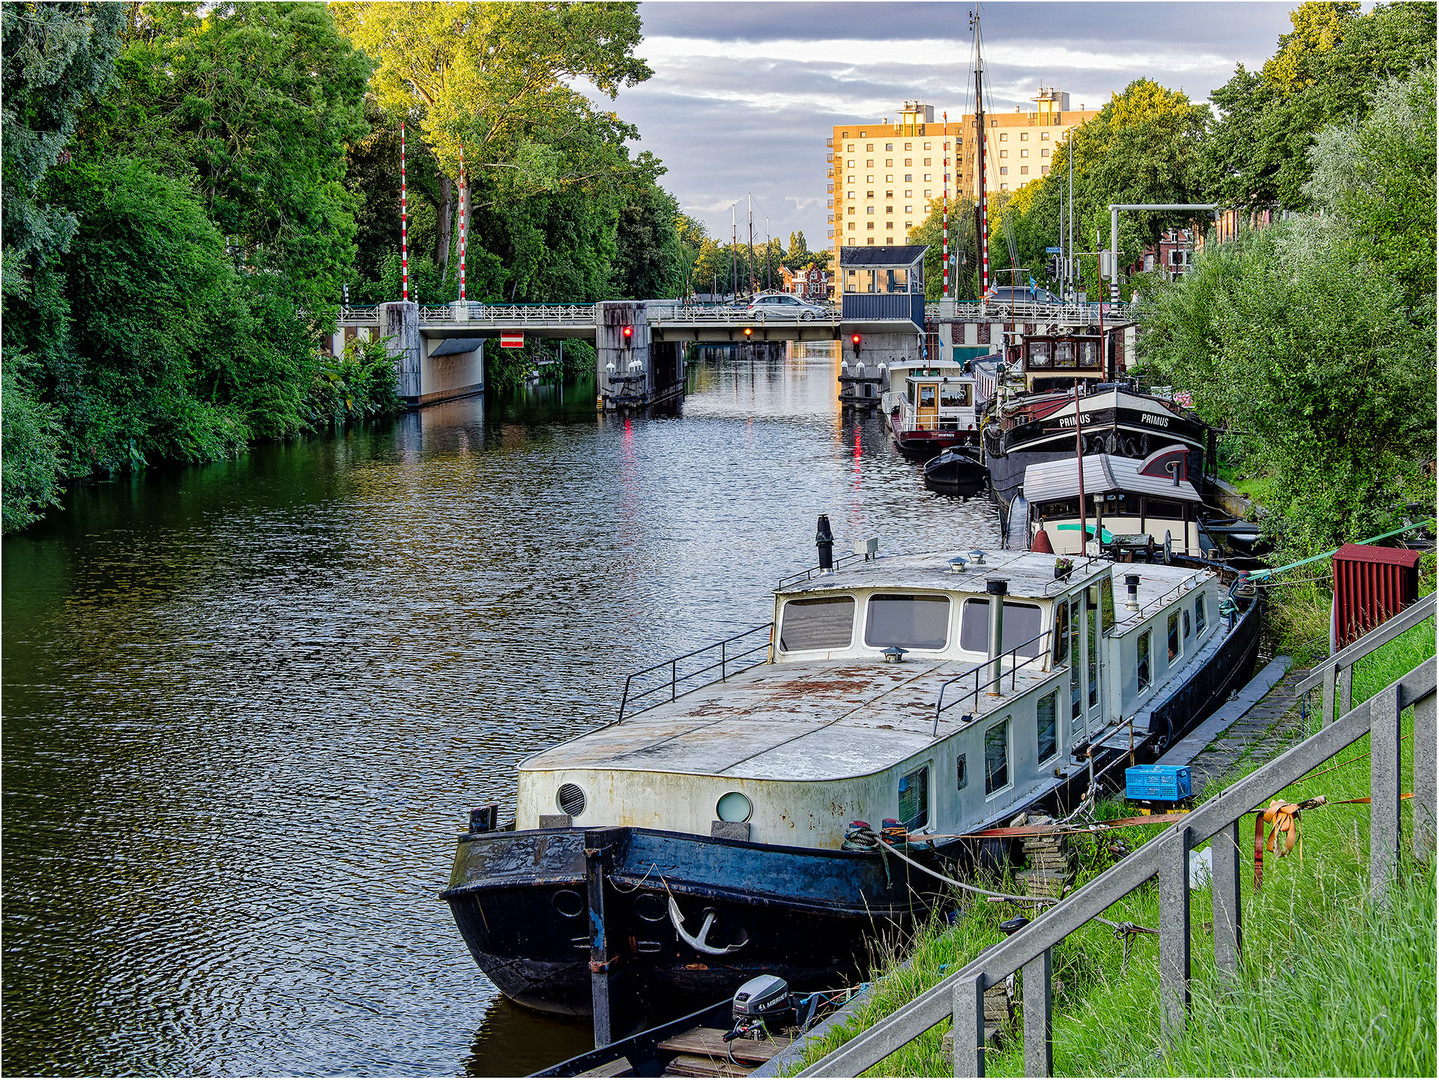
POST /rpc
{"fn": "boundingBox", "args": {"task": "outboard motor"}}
[726,975,794,1047]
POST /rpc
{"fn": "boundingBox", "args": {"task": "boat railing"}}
[1111,572,1208,628]
[617,623,774,723]
[777,553,865,590]
[932,629,1055,735]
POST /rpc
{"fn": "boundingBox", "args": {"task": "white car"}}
[746,293,829,321]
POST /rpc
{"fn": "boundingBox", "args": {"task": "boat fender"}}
[667,896,748,955]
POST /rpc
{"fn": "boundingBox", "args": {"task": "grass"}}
[784,611,1437,1077]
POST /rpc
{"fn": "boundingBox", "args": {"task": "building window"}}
[867,222,875,230]
[867,206,875,214]
[846,206,855,214]
[904,205,912,213]
[885,159,893,168]
[1020,166,1028,174]
[923,157,931,165]
[847,222,855,230]
[1020,149,1028,157]
[886,221,894,229]
[847,174,854,183]
[847,142,855,150]
[924,189,932,197]
[1041,166,1049,175]
[924,141,931,149]
[1041,148,1050,158]
[885,142,893,150]
[999,150,1008,158]
[867,238,875,244]
[885,174,893,182]
[904,158,912,166]
[1041,132,1049,141]
[1020,131,1029,140]
[1001,183,1009,190]
[999,132,1007,140]
[904,189,912,197]
[999,166,1008,174]
[884,204,892,213]
[904,173,912,181]
[866,142,873,150]
[866,190,874,198]
[923,173,931,181]
[1138,630,1152,692]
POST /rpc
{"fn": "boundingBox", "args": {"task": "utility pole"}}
[747,193,756,297]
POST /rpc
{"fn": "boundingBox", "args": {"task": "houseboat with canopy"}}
[440,523,1261,1030]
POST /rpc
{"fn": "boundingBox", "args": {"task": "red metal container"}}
[1332,544,1424,649]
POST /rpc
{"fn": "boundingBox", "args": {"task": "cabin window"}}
[1099,577,1115,631]
[1052,600,1069,664]
[956,753,968,790]
[866,594,950,650]
[898,764,929,829]
[1068,599,1082,722]
[984,720,1010,795]
[1147,498,1186,520]
[1195,595,1207,634]
[1037,691,1058,763]
[779,596,855,652]
[918,385,936,408]
[959,600,1045,658]
[939,383,972,408]
[1183,609,1191,638]
[1087,591,1100,707]
[1054,340,1075,367]
[1138,630,1153,692]
[1168,612,1181,661]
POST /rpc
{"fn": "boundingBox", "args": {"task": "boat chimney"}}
[815,514,835,572]
[1124,572,1141,610]
[986,577,1008,689]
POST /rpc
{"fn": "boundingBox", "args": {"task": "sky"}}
[605,1,1301,253]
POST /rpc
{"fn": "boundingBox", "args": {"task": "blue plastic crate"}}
[1125,765,1192,802]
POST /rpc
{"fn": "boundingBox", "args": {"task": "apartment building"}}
[827,93,1098,268]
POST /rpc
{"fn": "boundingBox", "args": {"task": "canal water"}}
[1,346,1000,1077]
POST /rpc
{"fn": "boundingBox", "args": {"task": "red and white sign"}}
[499,333,524,349]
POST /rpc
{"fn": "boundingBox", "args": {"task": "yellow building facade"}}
[827,93,1098,269]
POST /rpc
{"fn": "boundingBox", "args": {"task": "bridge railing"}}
[924,301,1133,323]
[798,594,1436,1078]
[419,302,597,325]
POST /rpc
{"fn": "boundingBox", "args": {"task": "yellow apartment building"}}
[827,93,1098,269]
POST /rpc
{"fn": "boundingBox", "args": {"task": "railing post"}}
[1022,949,1053,1077]
[671,659,677,702]
[951,971,987,1077]
[1321,662,1337,727]
[1339,664,1353,716]
[1415,689,1436,861]
[1210,820,1243,979]
[1158,824,1192,1045]
[721,639,728,682]
[1370,684,1402,905]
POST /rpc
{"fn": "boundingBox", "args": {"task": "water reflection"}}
[2,347,1000,1076]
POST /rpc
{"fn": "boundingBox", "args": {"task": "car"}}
[982,284,1063,306]
[746,292,830,321]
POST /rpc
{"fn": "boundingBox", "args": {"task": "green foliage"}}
[908,197,979,300]
[1,350,66,532]
[1204,2,1436,209]
[611,175,687,299]
[0,0,124,265]
[307,334,402,426]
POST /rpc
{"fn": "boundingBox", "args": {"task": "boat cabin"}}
[900,370,981,434]
[515,551,1224,854]
[1021,448,1203,557]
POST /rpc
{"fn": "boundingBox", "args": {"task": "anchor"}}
[667,896,749,955]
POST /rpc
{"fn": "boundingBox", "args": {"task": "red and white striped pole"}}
[942,111,949,301]
[458,145,466,302]
[400,121,409,302]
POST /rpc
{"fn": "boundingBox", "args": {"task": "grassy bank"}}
[784,611,1436,1077]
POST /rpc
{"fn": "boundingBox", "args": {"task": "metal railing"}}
[1298,593,1435,730]
[419,302,597,324]
[1112,572,1210,628]
[924,301,1134,323]
[616,623,773,723]
[799,598,1436,1077]
[933,630,1054,735]
[336,305,381,326]
[776,553,865,590]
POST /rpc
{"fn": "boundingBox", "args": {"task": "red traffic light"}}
[622,325,633,339]
[850,333,862,356]
[851,334,861,345]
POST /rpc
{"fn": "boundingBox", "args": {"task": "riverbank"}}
[782,588,1436,1077]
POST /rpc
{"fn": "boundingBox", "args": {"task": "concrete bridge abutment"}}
[381,300,485,406]
[596,301,683,410]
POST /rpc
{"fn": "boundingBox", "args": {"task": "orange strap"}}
[1253,799,1304,890]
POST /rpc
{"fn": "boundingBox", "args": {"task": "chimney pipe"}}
[1124,572,1141,610]
[816,515,835,571]
[986,577,1008,689]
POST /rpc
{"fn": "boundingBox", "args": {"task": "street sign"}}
[500,333,524,349]
[1044,246,1062,253]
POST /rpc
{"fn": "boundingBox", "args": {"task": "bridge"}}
[330,298,1132,409]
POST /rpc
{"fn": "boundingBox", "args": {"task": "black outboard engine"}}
[726,975,794,1053]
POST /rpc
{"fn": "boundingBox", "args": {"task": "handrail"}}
[800,628,1436,1076]
[617,623,772,724]
[1112,572,1209,629]
[932,630,1055,735]
[776,552,865,590]
[1296,592,1434,695]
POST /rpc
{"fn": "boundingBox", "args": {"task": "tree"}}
[0,0,124,266]
[611,172,686,299]
[908,196,978,300]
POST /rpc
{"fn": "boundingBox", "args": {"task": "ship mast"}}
[971,8,989,296]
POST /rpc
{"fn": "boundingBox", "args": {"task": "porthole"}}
[557,783,586,817]
[715,791,753,823]
[634,893,668,922]
[552,889,585,918]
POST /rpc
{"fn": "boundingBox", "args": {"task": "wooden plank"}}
[658,1027,790,1064]
[663,1052,755,1078]
[578,1056,634,1077]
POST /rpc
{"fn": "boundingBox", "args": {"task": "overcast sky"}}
[608,1,1300,252]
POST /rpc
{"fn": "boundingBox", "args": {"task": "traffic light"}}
[622,325,633,345]
[743,326,753,338]
[851,333,862,358]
